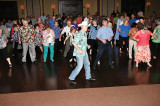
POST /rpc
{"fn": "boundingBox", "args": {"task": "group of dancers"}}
[0,12,160,84]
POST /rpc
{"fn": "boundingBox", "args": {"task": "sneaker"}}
[69,59,73,63]
[69,80,76,84]
[9,64,12,68]
[86,78,96,81]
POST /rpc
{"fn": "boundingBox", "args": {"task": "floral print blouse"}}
[18,25,35,44]
[42,29,55,46]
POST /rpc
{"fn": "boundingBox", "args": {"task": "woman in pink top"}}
[76,14,82,25]
[133,26,158,67]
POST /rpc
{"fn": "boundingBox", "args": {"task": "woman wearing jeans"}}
[42,24,55,62]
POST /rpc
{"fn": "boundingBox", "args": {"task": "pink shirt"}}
[134,30,152,46]
[76,17,82,25]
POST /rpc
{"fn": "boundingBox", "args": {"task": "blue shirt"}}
[129,18,137,25]
[119,24,131,37]
[52,26,61,39]
[48,19,56,29]
[96,26,114,40]
[6,23,13,28]
[89,25,100,40]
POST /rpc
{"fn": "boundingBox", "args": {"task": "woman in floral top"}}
[0,28,12,67]
[36,17,45,31]
[34,24,43,52]
[152,24,160,59]
[42,24,55,62]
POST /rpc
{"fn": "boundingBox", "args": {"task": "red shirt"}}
[134,30,152,46]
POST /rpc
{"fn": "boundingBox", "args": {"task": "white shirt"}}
[84,17,89,23]
[61,25,74,35]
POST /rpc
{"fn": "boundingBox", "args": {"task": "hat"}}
[78,21,89,27]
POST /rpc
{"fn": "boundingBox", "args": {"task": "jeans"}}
[129,40,137,58]
[43,43,54,61]
[93,40,113,67]
[69,53,91,80]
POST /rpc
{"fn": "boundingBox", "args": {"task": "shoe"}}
[32,60,37,63]
[9,64,12,68]
[153,56,156,59]
[86,78,96,81]
[69,80,76,84]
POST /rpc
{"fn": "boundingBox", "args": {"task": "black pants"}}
[93,40,113,67]
[90,39,98,53]
[0,47,9,59]
[153,43,160,57]
[13,42,19,55]
[55,39,61,52]
[68,45,75,60]
[119,36,129,49]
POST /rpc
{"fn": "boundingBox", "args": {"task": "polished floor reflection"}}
[0,43,160,94]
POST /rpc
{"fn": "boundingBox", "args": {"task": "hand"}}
[19,41,21,44]
[108,37,113,41]
[122,31,125,34]
[79,49,84,54]
[156,37,158,41]
[87,45,91,49]
[101,39,107,44]
[88,37,90,39]
[64,41,65,45]
[47,36,50,39]
[3,41,6,46]
[10,39,13,41]
[59,38,61,41]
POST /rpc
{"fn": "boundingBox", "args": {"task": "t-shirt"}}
[129,18,137,25]
[134,30,151,46]
[119,24,131,37]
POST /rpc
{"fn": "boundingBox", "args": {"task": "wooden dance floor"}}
[0,43,160,94]
[0,84,160,106]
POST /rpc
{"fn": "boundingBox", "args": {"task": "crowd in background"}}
[0,10,160,70]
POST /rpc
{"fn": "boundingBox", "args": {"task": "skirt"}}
[135,45,151,63]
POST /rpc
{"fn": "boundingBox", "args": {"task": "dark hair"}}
[46,24,51,29]
[70,26,76,32]
[139,17,144,20]
[13,24,18,28]
[102,19,108,23]
[131,23,137,28]
[34,24,39,28]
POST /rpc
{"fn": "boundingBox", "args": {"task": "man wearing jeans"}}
[93,19,114,69]
[69,21,95,84]
[18,20,36,63]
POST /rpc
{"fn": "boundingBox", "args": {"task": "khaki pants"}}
[129,40,137,59]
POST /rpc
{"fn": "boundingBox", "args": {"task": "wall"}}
[100,0,115,17]
[145,0,160,18]
[0,0,26,19]
[83,0,97,17]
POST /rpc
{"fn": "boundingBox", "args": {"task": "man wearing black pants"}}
[93,19,114,69]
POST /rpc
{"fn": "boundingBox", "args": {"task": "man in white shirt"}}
[84,14,91,24]
[59,19,74,56]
